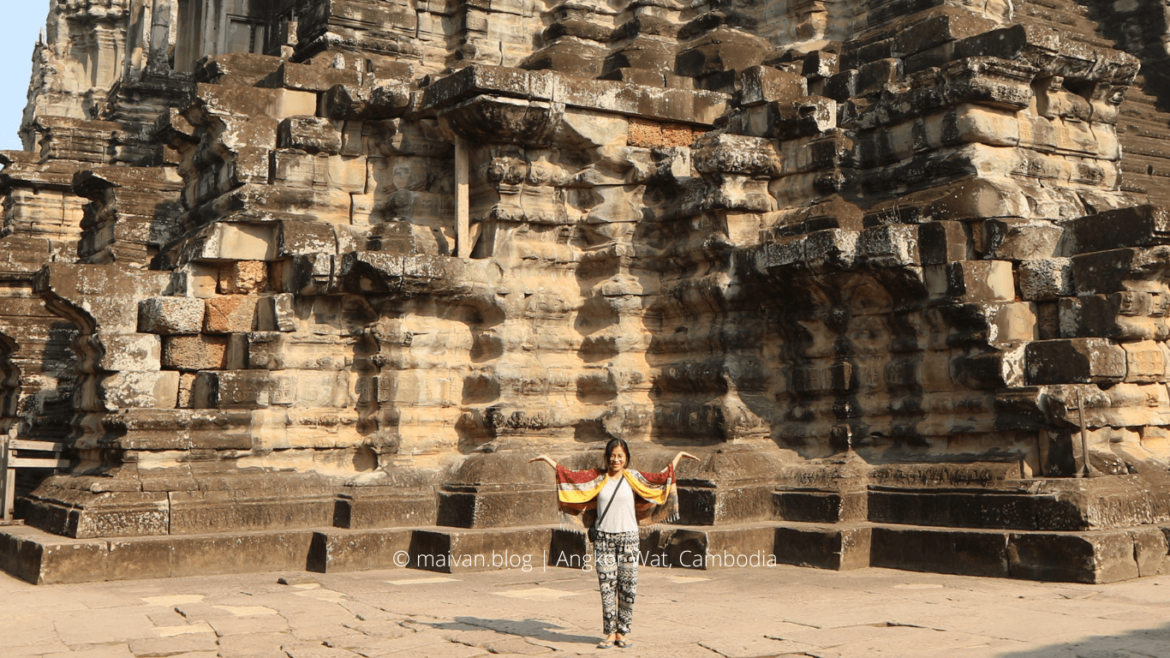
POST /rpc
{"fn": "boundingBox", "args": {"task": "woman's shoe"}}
[615,639,633,648]
[596,639,614,649]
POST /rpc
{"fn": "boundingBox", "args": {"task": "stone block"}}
[739,66,807,106]
[93,333,162,372]
[247,334,349,370]
[162,335,229,371]
[857,58,901,95]
[307,529,412,572]
[256,294,297,332]
[774,491,867,523]
[178,372,196,408]
[138,297,205,335]
[90,370,180,410]
[218,261,270,294]
[269,371,351,407]
[196,84,317,122]
[271,152,366,194]
[692,133,783,177]
[891,8,998,58]
[871,527,1009,577]
[1009,532,1140,583]
[549,528,589,569]
[278,221,338,256]
[984,219,1063,260]
[926,178,1029,221]
[1129,528,1169,577]
[930,260,1014,302]
[1122,341,1166,383]
[192,370,273,408]
[1026,338,1127,385]
[0,525,112,585]
[1061,206,1170,255]
[773,525,871,570]
[171,263,221,298]
[985,302,1038,344]
[1019,258,1073,301]
[333,489,438,529]
[859,225,920,267]
[203,296,258,334]
[801,50,838,79]
[436,487,560,528]
[678,484,778,525]
[199,223,278,261]
[265,61,362,92]
[1072,248,1169,296]
[1058,293,1161,342]
[323,83,412,120]
[409,527,553,573]
[918,221,968,264]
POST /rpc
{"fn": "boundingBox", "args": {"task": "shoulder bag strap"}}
[594,473,627,528]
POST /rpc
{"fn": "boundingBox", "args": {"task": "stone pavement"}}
[3,562,1170,658]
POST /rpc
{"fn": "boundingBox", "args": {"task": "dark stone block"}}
[774,524,871,570]
[1008,531,1139,583]
[1061,205,1170,255]
[774,490,866,523]
[436,488,559,528]
[678,484,776,525]
[1025,338,1127,385]
[548,527,589,569]
[334,488,437,529]
[918,221,969,264]
[661,525,778,569]
[871,527,1009,577]
[308,528,413,572]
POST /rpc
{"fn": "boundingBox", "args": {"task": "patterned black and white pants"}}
[594,530,639,636]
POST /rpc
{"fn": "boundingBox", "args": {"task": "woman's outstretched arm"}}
[529,454,559,469]
[666,451,700,472]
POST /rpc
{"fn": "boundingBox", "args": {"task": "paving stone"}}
[53,607,158,645]
[700,636,817,657]
[128,631,218,655]
[43,645,135,658]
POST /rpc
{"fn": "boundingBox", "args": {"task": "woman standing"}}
[530,440,699,649]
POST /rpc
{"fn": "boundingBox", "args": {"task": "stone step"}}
[776,479,1170,533]
[3,519,1167,586]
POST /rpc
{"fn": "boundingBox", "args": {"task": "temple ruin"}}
[1,0,1170,584]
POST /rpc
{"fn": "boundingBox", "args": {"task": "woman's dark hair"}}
[604,438,631,468]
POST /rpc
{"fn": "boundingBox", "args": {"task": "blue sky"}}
[0,2,51,151]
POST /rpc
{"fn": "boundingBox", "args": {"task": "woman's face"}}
[607,446,628,473]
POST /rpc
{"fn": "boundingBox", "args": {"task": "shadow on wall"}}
[998,620,1170,657]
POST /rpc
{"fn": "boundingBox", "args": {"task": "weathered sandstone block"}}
[138,298,205,336]
[203,297,258,334]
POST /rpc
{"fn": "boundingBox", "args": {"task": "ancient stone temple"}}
[2,0,1170,585]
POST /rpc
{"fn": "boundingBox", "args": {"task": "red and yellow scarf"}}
[556,464,678,526]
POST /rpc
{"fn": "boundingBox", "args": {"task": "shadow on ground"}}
[430,616,599,644]
[998,622,1170,658]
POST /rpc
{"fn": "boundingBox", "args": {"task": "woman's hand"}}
[667,451,700,471]
[529,454,558,469]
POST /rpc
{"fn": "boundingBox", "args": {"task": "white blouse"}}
[594,473,638,534]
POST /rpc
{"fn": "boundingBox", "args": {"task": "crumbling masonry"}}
[2,0,1170,584]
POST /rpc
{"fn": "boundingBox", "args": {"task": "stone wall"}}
[2,0,1170,583]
